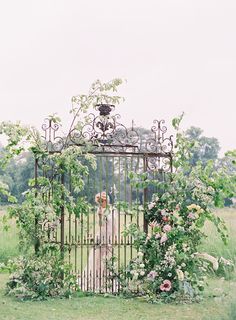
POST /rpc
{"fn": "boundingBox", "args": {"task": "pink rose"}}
[162,216,169,222]
[160,234,168,244]
[160,279,172,292]
[163,224,172,233]
[147,270,157,281]
[155,233,161,239]
[187,212,195,219]
[161,210,166,216]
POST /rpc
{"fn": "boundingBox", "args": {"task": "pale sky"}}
[0,0,236,155]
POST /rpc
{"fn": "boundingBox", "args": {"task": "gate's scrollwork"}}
[41,104,173,172]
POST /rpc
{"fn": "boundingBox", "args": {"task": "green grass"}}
[0,208,19,263]
[0,273,236,320]
[1,207,236,320]
[199,208,236,263]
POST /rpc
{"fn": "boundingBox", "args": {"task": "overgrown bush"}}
[5,248,77,300]
[109,117,236,303]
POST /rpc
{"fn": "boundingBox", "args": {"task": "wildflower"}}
[176,269,184,281]
[182,243,190,252]
[140,263,145,268]
[155,233,161,239]
[147,270,157,281]
[163,224,172,233]
[175,204,180,211]
[137,251,144,257]
[187,212,195,219]
[160,279,172,292]
[149,221,158,228]
[148,202,156,210]
[160,234,168,244]
[162,216,169,222]
[187,204,202,212]
[140,270,145,276]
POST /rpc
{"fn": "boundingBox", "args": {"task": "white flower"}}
[140,263,145,268]
[176,269,184,281]
[137,251,144,257]
[140,271,145,276]
[148,202,156,210]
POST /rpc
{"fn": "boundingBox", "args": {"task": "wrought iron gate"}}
[35,104,173,293]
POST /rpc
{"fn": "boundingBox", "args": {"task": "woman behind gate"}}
[83,191,117,292]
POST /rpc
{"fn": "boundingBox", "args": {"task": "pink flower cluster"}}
[163,224,172,233]
[160,234,168,244]
[160,279,172,292]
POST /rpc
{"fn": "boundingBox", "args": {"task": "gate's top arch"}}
[41,104,174,172]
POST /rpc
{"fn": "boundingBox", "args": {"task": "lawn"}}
[0,208,236,320]
[0,207,19,263]
[1,273,236,320]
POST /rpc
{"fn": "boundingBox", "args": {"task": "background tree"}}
[185,126,220,166]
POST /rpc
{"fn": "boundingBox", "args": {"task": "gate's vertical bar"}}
[111,156,115,293]
[105,156,109,292]
[118,156,121,292]
[68,170,72,266]
[60,172,65,279]
[80,208,84,290]
[93,164,96,292]
[86,172,90,291]
[74,213,78,275]
[124,157,127,269]
[130,155,133,260]
[143,156,148,234]
[136,155,140,229]
[99,156,103,293]
[34,157,40,254]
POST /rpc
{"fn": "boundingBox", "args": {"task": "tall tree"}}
[185,126,220,166]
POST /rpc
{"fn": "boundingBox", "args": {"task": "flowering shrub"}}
[0,78,124,300]
[119,170,232,302]
[4,249,77,300]
[114,119,235,303]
